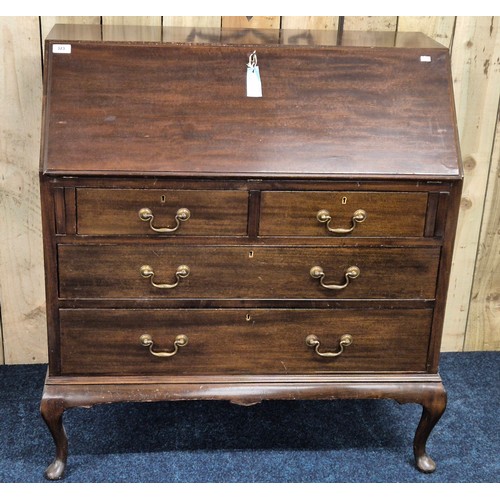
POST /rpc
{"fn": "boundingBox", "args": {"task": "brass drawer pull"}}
[310,265,360,290]
[317,209,366,234]
[140,264,190,289]
[140,334,188,357]
[306,334,353,358]
[138,207,190,233]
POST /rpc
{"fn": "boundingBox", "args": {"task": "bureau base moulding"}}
[41,375,446,480]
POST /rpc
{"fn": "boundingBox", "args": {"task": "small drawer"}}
[58,244,440,300]
[260,191,428,237]
[59,308,433,376]
[76,188,249,236]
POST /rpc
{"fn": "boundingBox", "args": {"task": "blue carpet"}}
[0,352,498,482]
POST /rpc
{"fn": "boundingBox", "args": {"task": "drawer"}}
[260,191,428,237]
[76,189,249,236]
[59,308,433,376]
[58,244,440,300]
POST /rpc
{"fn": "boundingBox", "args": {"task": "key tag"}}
[246,50,262,98]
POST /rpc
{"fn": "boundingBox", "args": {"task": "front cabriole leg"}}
[40,395,68,480]
[413,384,447,473]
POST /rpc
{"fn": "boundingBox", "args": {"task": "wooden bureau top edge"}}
[45,25,447,49]
[41,25,462,180]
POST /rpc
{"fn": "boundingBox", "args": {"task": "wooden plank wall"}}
[0,16,499,364]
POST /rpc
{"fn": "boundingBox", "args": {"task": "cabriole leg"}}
[413,387,447,473]
[40,396,68,480]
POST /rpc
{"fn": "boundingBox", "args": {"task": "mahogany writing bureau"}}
[39,24,463,480]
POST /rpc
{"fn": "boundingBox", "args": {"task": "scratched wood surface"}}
[280,17,339,30]
[466,111,500,350]
[343,16,398,31]
[1,16,499,364]
[443,17,500,351]
[0,17,46,364]
[221,17,281,29]
[163,17,222,28]
[397,17,455,48]
[101,16,161,26]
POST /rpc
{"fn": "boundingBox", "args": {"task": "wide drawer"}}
[58,244,440,300]
[59,308,433,376]
[260,191,428,237]
[76,188,249,236]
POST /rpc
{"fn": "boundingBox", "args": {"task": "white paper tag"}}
[53,44,72,54]
[247,66,262,98]
[420,55,431,62]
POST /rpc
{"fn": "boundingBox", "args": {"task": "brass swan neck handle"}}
[317,208,366,234]
[140,264,190,289]
[310,265,360,290]
[139,207,190,233]
[140,334,188,357]
[306,334,353,358]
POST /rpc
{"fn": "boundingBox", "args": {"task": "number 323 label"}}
[52,44,72,54]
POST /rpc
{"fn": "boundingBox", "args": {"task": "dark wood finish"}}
[53,188,66,235]
[413,386,447,472]
[426,182,463,372]
[46,176,456,193]
[63,188,76,235]
[260,191,428,237]
[42,29,460,179]
[58,308,432,376]
[40,175,62,374]
[40,374,447,479]
[424,192,440,237]
[57,244,440,299]
[76,188,249,236]
[39,25,463,479]
[40,395,67,481]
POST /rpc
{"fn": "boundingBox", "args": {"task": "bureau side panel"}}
[428,181,463,370]
[39,176,61,374]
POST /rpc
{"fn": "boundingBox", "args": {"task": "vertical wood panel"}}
[0,307,4,364]
[101,17,161,26]
[1,16,499,363]
[40,16,100,43]
[397,16,456,48]
[344,17,397,31]
[101,16,162,41]
[222,17,280,29]
[466,108,500,350]
[0,17,46,364]
[442,16,500,351]
[163,17,221,28]
[280,17,339,30]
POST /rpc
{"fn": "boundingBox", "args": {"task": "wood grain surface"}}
[466,111,500,350]
[0,17,46,363]
[162,17,222,28]
[57,244,440,300]
[76,188,249,236]
[443,17,500,351]
[260,191,428,237]
[42,38,459,178]
[1,16,499,365]
[58,308,433,375]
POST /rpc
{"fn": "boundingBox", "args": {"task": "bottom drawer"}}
[59,309,433,376]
